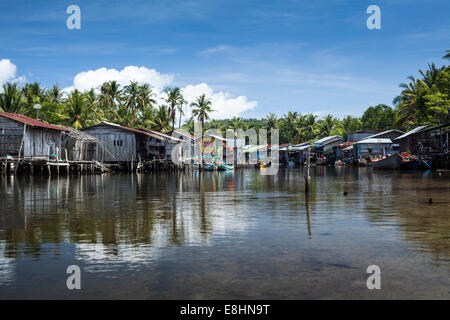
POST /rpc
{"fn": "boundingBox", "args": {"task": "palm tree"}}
[177,98,187,128]
[149,105,172,133]
[443,50,450,61]
[64,90,90,129]
[100,81,121,110]
[265,113,278,130]
[300,113,318,141]
[191,94,214,129]
[319,114,334,137]
[138,83,156,111]
[123,81,141,126]
[47,85,64,104]
[0,82,26,113]
[164,87,183,130]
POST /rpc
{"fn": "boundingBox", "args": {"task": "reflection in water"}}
[0,168,449,299]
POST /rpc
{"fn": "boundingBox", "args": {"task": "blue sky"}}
[0,0,449,120]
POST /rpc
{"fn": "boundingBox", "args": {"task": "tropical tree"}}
[299,113,318,141]
[164,87,183,130]
[191,94,214,129]
[64,90,91,129]
[123,81,142,126]
[177,98,187,128]
[361,104,397,131]
[443,50,450,61]
[265,113,278,130]
[0,82,26,113]
[149,105,172,133]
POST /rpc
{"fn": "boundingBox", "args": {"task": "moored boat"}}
[368,153,403,169]
[400,158,432,170]
[203,163,218,171]
[218,163,234,171]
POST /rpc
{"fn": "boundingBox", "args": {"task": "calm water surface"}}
[0,168,449,299]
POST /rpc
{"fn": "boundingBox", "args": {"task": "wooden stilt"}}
[305,147,311,194]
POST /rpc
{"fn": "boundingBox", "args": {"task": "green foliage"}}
[361,104,397,131]
[0,50,448,144]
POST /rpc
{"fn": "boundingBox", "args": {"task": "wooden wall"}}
[23,128,62,158]
[0,117,24,156]
[82,125,136,162]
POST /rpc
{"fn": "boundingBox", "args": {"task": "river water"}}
[0,168,449,299]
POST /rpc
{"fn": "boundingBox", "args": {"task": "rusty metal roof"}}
[0,112,67,131]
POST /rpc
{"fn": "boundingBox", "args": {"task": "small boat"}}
[203,163,218,171]
[218,163,234,171]
[400,158,432,170]
[368,153,403,169]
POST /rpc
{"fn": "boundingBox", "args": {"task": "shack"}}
[355,138,393,158]
[139,128,181,162]
[346,129,380,143]
[61,127,100,161]
[81,121,148,164]
[394,125,429,154]
[395,123,449,168]
[0,112,66,159]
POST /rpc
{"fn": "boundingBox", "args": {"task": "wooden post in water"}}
[304,147,311,194]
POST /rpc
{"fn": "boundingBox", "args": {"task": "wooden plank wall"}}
[82,125,136,162]
[0,117,24,156]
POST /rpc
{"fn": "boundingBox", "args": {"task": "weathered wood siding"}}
[61,135,96,161]
[23,128,62,158]
[82,125,136,162]
[0,117,24,156]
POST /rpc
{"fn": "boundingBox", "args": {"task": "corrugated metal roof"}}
[394,125,428,140]
[82,121,153,136]
[140,128,181,143]
[356,138,392,144]
[0,112,67,131]
[363,129,404,140]
[314,135,343,145]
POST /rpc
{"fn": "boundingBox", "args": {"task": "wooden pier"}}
[0,156,110,175]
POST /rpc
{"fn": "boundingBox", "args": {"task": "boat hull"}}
[218,163,234,171]
[370,153,403,169]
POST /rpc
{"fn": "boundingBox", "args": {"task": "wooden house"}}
[394,125,429,154]
[61,127,100,161]
[346,129,380,143]
[0,112,66,159]
[81,122,148,163]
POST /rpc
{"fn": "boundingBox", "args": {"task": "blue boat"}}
[218,163,234,171]
[203,163,218,171]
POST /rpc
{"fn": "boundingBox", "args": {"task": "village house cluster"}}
[0,111,448,174]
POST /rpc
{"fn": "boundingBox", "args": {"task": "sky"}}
[0,0,449,121]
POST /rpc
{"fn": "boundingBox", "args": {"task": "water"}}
[0,168,449,299]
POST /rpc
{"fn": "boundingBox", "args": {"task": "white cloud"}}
[65,66,257,120]
[182,83,257,119]
[65,66,174,93]
[0,59,25,85]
